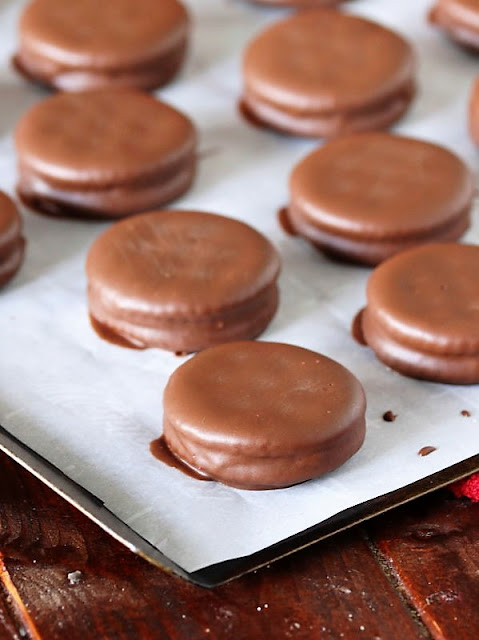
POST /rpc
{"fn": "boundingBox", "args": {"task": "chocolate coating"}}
[86,210,281,352]
[469,77,479,145]
[242,9,415,138]
[429,0,479,51]
[15,90,197,219]
[14,0,189,91]
[288,133,473,265]
[0,192,25,288]
[163,341,366,490]
[358,243,479,384]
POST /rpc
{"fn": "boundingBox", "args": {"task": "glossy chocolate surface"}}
[242,9,415,137]
[289,205,470,265]
[430,0,479,50]
[150,436,211,482]
[469,77,479,146]
[0,192,25,287]
[86,210,281,352]
[358,243,479,384]
[15,90,197,218]
[290,133,472,239]
[288,133,473,263]
[15,0,189,91]
[163,341,366,490]
[241,85,415,139]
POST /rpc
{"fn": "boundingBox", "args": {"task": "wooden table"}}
[0,451,478,639]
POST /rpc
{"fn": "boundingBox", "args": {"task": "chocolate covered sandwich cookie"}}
[87,210,281,352]
[15,90,197,219]
[14,0,189,91]
[241,9,415,138]
[287,133,473,265]
[0,193,25,288]
[355,243,479,384]
[429,0,479,51]
[162,341,366,490]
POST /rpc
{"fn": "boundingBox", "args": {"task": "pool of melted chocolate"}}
[150,436,211,482]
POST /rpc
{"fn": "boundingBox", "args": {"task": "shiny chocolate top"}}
[366,243,479,355]
[164,341,366,456]
[290,133,473,239]
[0,192,22,254]
[86,210,281,318]
[431,0,479,31]
[243,9,415,112]
[15,90,196,187]
[18,0,189,69]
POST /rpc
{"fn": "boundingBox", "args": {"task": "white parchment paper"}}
[0,0,478,573]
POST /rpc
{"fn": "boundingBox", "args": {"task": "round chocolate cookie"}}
[241,9,415,138]
[15,90,197,219]
[469,76,479,145]
[86,210,281,352]
[14,0,189,91]
[163,341,366,490]
[356,243,479,385]
[0,192,25,288]
[429,0,479,51]
[287,133,473,265]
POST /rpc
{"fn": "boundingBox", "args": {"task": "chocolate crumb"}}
[418,446,437,457]
[175,351,188,357]
[67,570,83,585]
[382,411,397,422]
[461,410,471,417]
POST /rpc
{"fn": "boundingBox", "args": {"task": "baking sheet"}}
[0,0,478,576]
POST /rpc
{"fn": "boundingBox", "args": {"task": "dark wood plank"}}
[370,492,479,640]
[0,452,425,640]
[6,537,426,640]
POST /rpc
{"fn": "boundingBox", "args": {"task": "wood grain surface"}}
[0,450,478,639]
[371,496,479,640]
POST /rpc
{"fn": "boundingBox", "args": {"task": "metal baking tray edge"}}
[1,423,477,587]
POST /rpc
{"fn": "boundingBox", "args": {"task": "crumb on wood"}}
[67,570,83,585]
